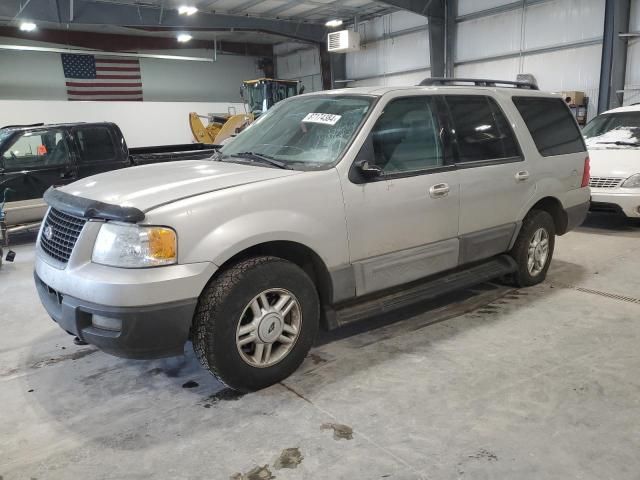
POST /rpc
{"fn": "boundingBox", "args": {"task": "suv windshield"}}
[582,111,640,149]
[220,95,374,170]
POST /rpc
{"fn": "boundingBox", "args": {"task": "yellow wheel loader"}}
[189,78,304,145]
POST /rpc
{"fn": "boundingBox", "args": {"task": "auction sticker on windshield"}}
[302,113,342,126]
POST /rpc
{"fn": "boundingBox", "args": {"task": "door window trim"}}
[1,128,72,172]
[349,94,454,184]
[73,125,119,164]
[442,94,524,168]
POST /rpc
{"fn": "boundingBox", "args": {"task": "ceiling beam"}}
[227,0,269,15]
[0,25,274,56]
[372,0,444,18]
[0,0,328,43]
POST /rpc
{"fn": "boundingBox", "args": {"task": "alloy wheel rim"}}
[527,227,549,276]
[236,288,302,368]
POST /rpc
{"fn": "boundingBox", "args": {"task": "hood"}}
[60,160,300,212]
[588,148,640,179]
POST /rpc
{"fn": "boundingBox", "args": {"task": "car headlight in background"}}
[621,173,640,188]
[92,223,177,268]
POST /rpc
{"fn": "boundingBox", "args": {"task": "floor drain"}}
[559,284,640,305]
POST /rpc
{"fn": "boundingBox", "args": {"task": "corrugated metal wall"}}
[338,0,640,115]
[275,42,322,92]
[455,0,605,119]
[346,11,431,86]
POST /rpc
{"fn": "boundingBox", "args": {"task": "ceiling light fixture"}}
[19,22,37,32]
[177,33,193,43]
[325,19,343,28]
[178,6,198,15]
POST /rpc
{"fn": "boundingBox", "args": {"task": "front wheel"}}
[508,210,556,287]
[192,256,319,392]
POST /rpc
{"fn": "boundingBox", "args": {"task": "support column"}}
[598,0,631,113]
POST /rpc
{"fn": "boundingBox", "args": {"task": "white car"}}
[583,104,640,218]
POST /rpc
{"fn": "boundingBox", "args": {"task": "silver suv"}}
[34,79,591,392]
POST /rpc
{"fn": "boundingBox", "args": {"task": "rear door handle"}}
[515,170,530,182]
[429,183,450,198]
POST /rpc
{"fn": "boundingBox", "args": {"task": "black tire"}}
[508,210,556,287]
[192,256,319,392]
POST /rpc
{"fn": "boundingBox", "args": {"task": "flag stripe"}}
[67,90,143,96]
[95,66,141,72]
[66,81,142,88]
[69,97,143,101]
[96,74,142,79]
[62,53,143,102]
[94,58,140,64]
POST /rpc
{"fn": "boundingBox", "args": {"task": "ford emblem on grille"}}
[44,225,54,241]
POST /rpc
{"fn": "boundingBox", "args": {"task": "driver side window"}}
[372,97,443,174]
[2,131,70,170]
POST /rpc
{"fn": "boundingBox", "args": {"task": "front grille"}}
[589,177,624,188]
[40,208,87,264]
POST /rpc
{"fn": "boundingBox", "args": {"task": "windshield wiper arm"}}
[596,140,640,146]
[231,152,290,169]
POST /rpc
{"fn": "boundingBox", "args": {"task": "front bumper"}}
[590,189,640,218]
[35,271,197,358]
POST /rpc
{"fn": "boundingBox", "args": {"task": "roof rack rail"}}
[1,122,45,130]
[419,77,539,90]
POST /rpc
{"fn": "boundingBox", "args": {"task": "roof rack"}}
[419,77,539,90]
[1,122,45,130]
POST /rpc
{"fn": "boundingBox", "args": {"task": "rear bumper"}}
[35,271,197,359]
[590,190,640,218]
[565,201,590,232]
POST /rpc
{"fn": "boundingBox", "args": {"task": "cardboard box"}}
[562,91,585,106]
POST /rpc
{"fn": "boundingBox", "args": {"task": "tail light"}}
[581,156,590,188]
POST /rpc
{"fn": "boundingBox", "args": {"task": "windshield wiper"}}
[230,151,290,169]
[596,140,640,147]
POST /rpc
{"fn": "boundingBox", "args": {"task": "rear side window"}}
[445,95,520,163]
[512,97,585,156]
[76,126,117,163]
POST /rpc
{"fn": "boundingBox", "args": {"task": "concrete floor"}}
[1,213,639,480]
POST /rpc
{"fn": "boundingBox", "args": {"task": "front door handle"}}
[429,183,450,198]
[59,170,75,180]
[515,170,530,182]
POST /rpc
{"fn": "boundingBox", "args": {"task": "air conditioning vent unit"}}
[327,30,360,53]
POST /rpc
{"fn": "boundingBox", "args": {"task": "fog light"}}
[92,315,122,332]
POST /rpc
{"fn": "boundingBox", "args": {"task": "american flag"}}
[61,53,143,101]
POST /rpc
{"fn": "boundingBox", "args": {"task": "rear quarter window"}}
[512,96,585,156]
[76,126,117,163]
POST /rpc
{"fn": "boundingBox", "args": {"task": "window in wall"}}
[512,96,586,156]
[445,95,520,163]
[76,127,117,163]
[371,97,443,174]
[1,130,70,169]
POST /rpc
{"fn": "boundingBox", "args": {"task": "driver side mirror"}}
[355,159,382,178]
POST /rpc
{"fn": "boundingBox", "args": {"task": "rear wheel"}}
[508,210,556,287]
[192,256,319,392]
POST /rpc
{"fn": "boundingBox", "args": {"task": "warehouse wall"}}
[624,0,640,105]
[275,42,322,92]
[0,37,262,102]
[346,10,431,86]
[0,100,245,147]
[455,0,605,120]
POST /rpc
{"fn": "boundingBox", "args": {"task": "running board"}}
[330,255,517,328]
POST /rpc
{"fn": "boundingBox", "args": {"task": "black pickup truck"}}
[0,122,218,243]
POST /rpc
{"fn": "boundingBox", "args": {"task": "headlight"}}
[92,223,177,268]
[621,173,640,188]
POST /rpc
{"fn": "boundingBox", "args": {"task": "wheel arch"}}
[529,196,569,235]
[203,240,334,328]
